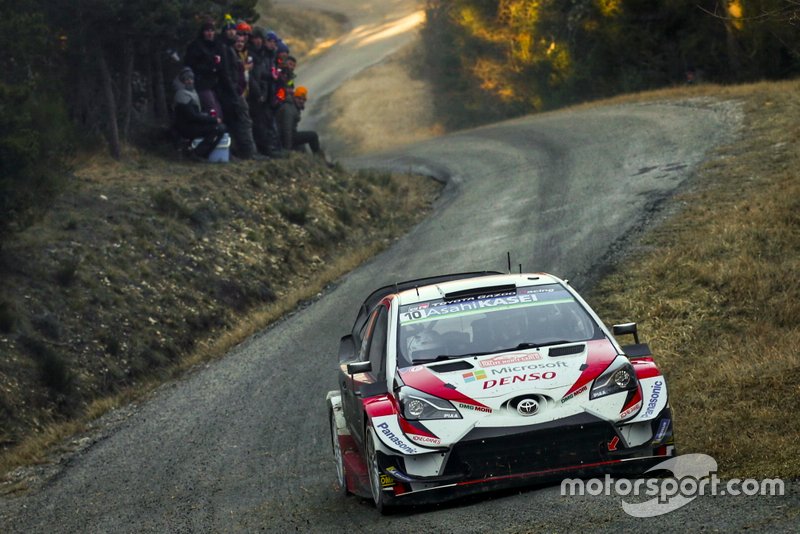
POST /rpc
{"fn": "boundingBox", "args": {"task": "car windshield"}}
[397,283,603,366]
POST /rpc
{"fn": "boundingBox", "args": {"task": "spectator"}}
[236,21,252,44]
[172,67,227,159]
[249,27,283,157]
[184,20,227,121]
[272,54,296,110]
[233,34,252,98]
[276,86,329,163]
[217,19,260,160]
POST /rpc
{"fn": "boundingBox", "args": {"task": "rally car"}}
[327,271,674,512]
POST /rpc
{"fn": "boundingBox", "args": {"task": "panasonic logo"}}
[643,380,663,417]
[376,422,417,454]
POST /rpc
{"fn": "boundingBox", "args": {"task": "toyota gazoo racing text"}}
[326,272,675,512]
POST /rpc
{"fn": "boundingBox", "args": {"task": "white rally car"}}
[327,272,674,512]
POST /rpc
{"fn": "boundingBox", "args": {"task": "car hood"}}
[398,339,619,405]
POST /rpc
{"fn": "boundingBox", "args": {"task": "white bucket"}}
[208,133,231,163]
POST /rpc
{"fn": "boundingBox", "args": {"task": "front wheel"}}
[365,427,394,514]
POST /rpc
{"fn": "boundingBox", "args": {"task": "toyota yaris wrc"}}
[327,272,675,512]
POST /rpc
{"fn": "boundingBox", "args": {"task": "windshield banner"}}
[399,286,574,325]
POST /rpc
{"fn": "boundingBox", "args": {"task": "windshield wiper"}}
[411,341,576,363]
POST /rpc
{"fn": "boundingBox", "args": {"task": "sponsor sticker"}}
[462,370,487,383]
[643,380,664,418]
[380,474,395,487]
[561,384,588,403]
[654,418,671,443]
[458,402,492,414]
[620,401,642,419]
[376,421,418,455]
[482,372,557,389]
[409,434,442,446]
[479,353,542,367]
[489,360,568,376]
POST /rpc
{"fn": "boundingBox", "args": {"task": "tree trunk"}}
[121,38,134,141]
[153,51,168,122]
[98,52,121,160]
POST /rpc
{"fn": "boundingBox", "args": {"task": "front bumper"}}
[377,411,674,502]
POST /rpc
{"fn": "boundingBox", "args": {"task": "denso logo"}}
[483,372,557,389]
[490,360,568,376]
[643,380,664,417]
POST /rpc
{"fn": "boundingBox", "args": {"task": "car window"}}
[367,306,388,378]
[397,283,603,366]
[357,309,377,361]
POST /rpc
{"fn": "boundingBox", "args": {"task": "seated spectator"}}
[173,67,227,159]
[272,54,296,109]
[276,86,329,164]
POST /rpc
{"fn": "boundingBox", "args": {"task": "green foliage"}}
[0,0,73,243]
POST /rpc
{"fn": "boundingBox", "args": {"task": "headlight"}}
[398,387,462,420]
[590,360,638,399]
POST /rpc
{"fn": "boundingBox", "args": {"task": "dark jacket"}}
[276,98,301,149]
[248,44,275,105]
[215,34,241,106]
[184,33,226,92]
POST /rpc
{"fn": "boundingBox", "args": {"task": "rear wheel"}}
[330,410,349,495]
[365,427,393,514]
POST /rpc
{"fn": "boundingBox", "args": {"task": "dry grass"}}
[589,79,800,478]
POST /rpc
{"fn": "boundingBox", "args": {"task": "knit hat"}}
[277,41,290,54]
[265,31,279,42]
[222,13,236,30]
[294,86,308,99]
[179,66,194,82]
[236,21,252,34]
[251,26,266,40]
[200,20,215,32]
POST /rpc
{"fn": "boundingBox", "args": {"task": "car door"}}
[341,303,389,446]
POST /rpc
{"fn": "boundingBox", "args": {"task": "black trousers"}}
[251,100,281,155]
[178,123,227,158]
[292,130,321,154]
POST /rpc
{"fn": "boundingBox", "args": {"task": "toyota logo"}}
[517,398,539,416]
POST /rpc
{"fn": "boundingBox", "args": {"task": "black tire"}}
[330,409,350,496]
[365,427,394,514]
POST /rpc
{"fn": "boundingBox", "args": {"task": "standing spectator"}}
[233,34,252,99]
[172,67,227,159]
[184,20,227,121]
[249,27,283,157]
[276,86,327,162]
[217,19,259,160]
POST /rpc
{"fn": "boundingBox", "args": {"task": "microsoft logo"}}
[462,370,487,383]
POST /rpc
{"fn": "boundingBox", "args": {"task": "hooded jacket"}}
[173,76,217,137]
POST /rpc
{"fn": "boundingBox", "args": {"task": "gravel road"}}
[1,1,797,532]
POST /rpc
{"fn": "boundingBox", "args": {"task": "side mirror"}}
[338,335,356,363]
[613,322,640,344]
[347,361,372,375]
[613,322,652,358]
